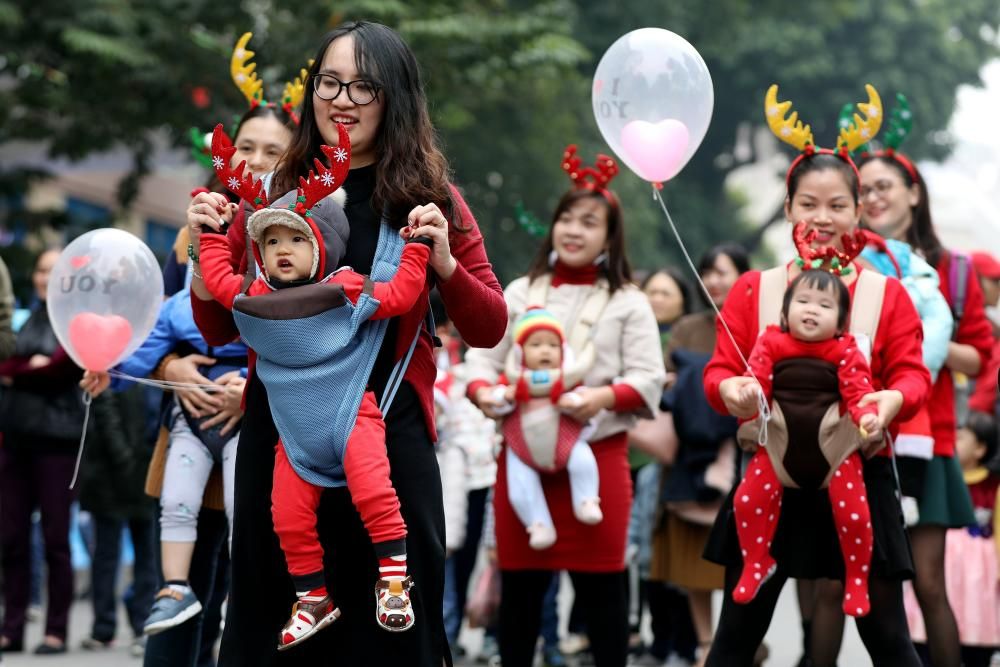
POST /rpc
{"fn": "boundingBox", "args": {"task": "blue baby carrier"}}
[232,222,418,487]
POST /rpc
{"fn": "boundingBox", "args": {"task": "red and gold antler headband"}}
[766,84,883,192]
[561,145,619,201]
[211,124,269,210]
[231,32,312,123]
[290,123,352,216]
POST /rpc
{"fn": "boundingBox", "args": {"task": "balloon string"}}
[69,392,92,490]
[651,186,771,440]
[107,369,225,392]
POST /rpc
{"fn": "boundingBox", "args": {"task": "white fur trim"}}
[330,188,346,207]
[894,434,934,460]
[246,208,320,278]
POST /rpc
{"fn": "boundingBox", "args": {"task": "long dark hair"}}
[640,267,694,318]
[858,155,944,266]
[271,21,453,225]
[526,189,632,293]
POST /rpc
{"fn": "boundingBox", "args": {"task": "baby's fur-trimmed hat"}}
[247,189,348,280]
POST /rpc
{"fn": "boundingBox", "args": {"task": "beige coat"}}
[464,275,665,442]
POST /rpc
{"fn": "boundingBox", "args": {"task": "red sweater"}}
[748,326,879,425]
[191,185,507,440]
[932,254,994,456]
[704,266,931,458]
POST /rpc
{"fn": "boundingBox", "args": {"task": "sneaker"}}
[81,636,115,650]
[375,577,415,632]
[130,636,147,658]
[277,595,340,651]
[143,587,203,636]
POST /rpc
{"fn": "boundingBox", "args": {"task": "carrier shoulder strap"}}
[757,266,788,330]
[526,273,612,354]
[849,270,887,343]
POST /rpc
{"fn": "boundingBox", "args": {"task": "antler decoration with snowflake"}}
[882,93,912,153]
[211,124,268,210]
[791,221,868,275]
[289,123,351,216]
[231,32,265,108]
[561,145,619,194]
[837,84,883,155]
[765,85,814,152]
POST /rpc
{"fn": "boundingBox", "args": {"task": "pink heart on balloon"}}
[68,313,133,371]
[620,119,690,183]
[70,256,90,270]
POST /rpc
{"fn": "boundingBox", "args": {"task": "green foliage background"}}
[1,0,997,287]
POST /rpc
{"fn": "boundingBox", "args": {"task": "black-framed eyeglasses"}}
[312,73,381,105]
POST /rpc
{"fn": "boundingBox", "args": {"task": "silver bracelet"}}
[191,265,204,280]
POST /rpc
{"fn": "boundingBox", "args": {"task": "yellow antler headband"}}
[765,83,884,190]
[230,32,313,121]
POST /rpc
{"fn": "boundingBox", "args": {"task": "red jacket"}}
[932,254,994,455]
[704,266,931,458]
[191,186,507,439]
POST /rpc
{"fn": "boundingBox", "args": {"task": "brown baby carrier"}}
[736,267,887,490]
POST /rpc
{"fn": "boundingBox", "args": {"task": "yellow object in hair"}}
[838,84,883,152]
[764,84,814,151]
[231,32,264,106]
[282,61,314,110]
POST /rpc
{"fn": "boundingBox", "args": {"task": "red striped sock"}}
[297,585,327,601]
[378,555,407,581]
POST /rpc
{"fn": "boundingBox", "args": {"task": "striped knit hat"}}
[513,307,564,347]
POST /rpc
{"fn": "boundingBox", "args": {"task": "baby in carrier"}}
[198,124,431,649]
[733,269,880,616]
[494,307,602,550]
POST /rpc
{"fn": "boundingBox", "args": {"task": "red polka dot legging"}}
[732,448,873,617]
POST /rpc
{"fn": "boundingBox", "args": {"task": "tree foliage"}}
[1,0,997,286]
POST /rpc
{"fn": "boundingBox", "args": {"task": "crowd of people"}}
[1,18,1000,667]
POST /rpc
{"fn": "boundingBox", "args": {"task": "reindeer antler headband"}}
[211,122,351,217]
[231,32,313,119]
[842,93,917,182]
[561,145,619,201]
[766,83,884,192]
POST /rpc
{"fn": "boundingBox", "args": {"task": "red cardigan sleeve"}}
[703,271,761,415]
[191,207,248,345]
[870,278,931,424]
[435,186,506,348]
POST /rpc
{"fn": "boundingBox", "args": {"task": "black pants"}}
[143,506,230,667]
[218,377,449,666]
[705,565,921,667]
[499,569,629,667]
[448,485,489,639]
[90,513,158,641]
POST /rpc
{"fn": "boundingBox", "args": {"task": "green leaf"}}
[61,28,157,67]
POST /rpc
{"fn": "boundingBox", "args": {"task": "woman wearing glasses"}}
[185,21,506,666]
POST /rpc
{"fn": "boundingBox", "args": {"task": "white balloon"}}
[47,229,163,371]
[592,28,714,183]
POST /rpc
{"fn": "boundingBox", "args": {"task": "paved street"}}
[2,580,870,666]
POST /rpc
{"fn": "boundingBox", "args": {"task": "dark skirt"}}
[218,375,450,666]
[704,455,914,581]
[915,454,976,528]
